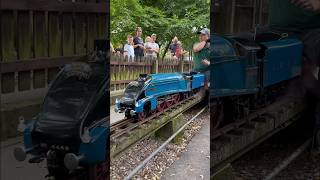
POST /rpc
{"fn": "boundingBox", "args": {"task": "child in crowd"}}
[123,34,135,61]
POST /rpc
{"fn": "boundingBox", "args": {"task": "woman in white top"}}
[144,36,159,59]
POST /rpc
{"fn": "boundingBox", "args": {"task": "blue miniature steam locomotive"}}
[115,72,205,120]
[210,31,303,128]
[14,41,109,180]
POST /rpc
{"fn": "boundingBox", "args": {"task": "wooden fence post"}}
[179,59,184,72]
[152,59,159,74]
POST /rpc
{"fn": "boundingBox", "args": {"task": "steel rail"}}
[124,106,208,180]
[263,138,312,180]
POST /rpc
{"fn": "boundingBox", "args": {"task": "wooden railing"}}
[110,55,194,91]
[0,0,108,104]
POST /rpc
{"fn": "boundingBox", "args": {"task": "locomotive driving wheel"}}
[165,95,174,107]
[172,94,180,104]
[157,100,166,112]
[138,111,146,121]
[211,100,224,130]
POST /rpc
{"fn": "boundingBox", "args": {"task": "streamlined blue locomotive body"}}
[211,32,303,97]
[115,72,205,119]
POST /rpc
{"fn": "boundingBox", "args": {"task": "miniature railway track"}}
[110,95,198,141]
[263,138,312,180]
[211,96,305,177]
[123,106,208,179]
[211,96,302,141]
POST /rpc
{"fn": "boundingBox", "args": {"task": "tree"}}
[110,0,209,56]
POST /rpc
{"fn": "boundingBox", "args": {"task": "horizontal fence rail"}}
[110,55,194,91]
[1,0,108,104]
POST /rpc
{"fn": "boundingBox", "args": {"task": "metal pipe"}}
[263,138,312,180]
[124,106,207,180]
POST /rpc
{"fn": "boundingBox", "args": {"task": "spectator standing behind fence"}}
[193,28,210,88]
[151,34,161,57]
[169,36,178,57]
[175,41,183,60]
[115,47,123,56]
[145,36,159,59]
[123,35,135,61]
[133,27,144,59]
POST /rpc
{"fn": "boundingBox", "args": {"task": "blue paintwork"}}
[79,126,107,164]
[211,34,302,97]
[23,122,34,150]
[261,39,302,86]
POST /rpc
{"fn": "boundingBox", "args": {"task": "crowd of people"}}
[111,27,186,61]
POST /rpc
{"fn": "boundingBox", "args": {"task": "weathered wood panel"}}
[1,1,108,97]
[212,0,269,34]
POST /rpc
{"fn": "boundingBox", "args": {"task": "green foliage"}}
[111,0,209,54]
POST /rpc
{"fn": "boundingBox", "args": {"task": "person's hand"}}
[291,0,320,12]
[201,59,210,66]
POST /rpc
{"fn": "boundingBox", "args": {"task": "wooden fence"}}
[212,0,269,34]
[110,55,194,91]
[1,0,109,104]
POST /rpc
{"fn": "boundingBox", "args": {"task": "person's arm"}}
[193,41,206,52]
[201,59,210,66]
[291,0,320,12]
[154,44,160,54]
[133,37,143,48]
[110,42,115,53]
[123,44,128,57]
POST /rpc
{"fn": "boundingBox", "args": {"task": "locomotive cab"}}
[115,74,151,117]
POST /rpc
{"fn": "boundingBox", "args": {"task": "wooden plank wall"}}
[0,0,108,102]
[212,0,269,34]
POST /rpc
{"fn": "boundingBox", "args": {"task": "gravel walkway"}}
[110,107,209,180]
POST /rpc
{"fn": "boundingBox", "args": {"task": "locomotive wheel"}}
[173,94,180,104]
[151,109,157,115]
[157,101,166,112]
[138,111,146,121]
[88,161,108,180]
[165,97,174,107]
[211,101,224,130]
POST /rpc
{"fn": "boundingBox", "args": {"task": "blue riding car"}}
[115,72,205,120]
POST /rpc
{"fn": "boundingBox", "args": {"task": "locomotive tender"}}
[211,31,302,97]
[13,40,109,180]
[210,31,303,128]
[115,72,205,120]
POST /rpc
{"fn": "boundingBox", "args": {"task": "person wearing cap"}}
[193,28,210,88]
